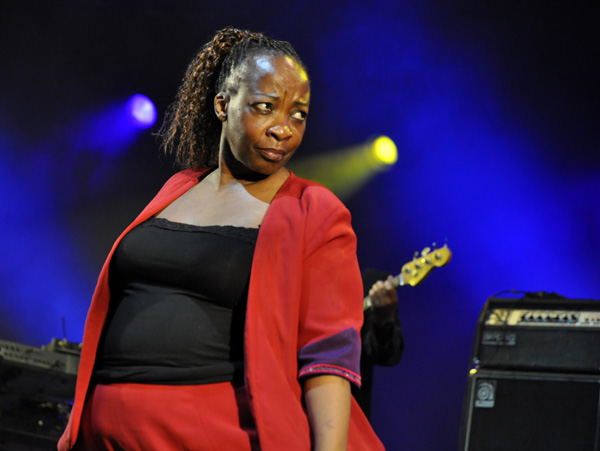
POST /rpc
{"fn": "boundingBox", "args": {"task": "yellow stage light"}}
[372,136,397,165]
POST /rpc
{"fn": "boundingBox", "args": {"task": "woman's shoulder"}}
[170,167,212,181]
[146,167,214,203]
[158,167,213,188]
[282,171,345,208]
[272,172,353,230]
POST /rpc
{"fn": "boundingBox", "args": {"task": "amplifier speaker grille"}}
[461,370,600,451]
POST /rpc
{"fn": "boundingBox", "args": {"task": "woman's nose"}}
[268,123,293,141]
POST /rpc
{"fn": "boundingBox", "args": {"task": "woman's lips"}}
[257,147,285,162]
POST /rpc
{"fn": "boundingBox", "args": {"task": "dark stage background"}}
[1,1,598,449]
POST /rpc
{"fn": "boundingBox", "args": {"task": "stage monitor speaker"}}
[460,369,600,451]
[472,295,600,374]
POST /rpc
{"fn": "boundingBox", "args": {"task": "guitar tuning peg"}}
[432,242,437,249]
[421,247,431,257]
[413,251,419,260]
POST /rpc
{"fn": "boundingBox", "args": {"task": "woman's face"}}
[216,52,310,177]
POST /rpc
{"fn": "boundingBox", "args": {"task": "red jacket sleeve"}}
[296,189,364,386]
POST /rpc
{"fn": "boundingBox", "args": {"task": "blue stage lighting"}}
[127,94,157,128]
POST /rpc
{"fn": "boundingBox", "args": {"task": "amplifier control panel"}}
[485,309,600,328]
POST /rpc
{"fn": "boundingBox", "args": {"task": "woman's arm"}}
[304,375,351,451]
[296,193,363,448]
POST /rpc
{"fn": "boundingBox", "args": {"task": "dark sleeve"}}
[361,268,405,367]
[362,308,404,366]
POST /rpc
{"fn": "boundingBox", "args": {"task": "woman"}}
[58,27,383,450]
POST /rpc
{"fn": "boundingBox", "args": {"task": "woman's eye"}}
[291,111,307,121]
[254,103,273,112]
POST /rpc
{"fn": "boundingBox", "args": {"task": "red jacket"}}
[59,169,383,450]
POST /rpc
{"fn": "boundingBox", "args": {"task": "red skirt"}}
[77,382,260,450]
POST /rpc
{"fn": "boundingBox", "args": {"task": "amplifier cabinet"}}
[473,296,600,374]
[460,369,600,451]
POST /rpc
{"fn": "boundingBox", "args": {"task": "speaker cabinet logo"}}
[481,331,517,346]
[475,380,496,408]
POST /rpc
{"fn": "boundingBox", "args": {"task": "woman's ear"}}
[214,92,230,122]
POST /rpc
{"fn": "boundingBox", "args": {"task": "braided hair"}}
[159,27,308,169]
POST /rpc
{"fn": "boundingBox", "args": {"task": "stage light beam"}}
[288,135,398,200]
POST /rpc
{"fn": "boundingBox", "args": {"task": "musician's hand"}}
[368,275,398,324]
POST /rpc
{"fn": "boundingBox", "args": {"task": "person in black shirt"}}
[356,268,405,419]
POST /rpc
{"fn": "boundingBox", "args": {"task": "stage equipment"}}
[460,294,600,451]
[0,338,80,450]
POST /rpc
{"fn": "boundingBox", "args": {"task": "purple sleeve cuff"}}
[297,328,362,387]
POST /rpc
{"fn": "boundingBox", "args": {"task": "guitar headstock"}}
[400,244,452,287]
